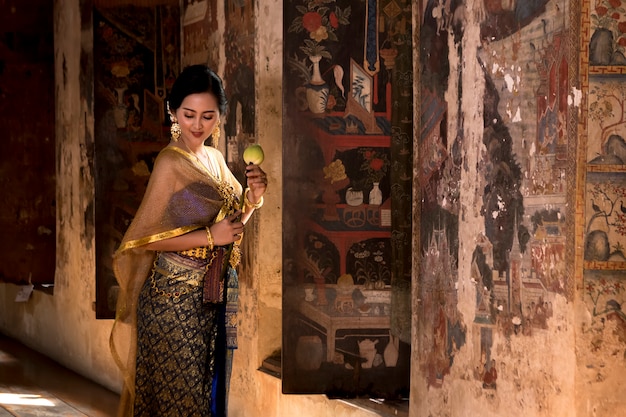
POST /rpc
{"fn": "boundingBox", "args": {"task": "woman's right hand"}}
[209,210,244,246]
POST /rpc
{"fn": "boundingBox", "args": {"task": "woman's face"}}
[174,92,220,144]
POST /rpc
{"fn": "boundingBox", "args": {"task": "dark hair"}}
[167,65,228,115]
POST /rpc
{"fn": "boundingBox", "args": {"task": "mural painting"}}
[181,0,218,68]
[93,3,180,318]
[419,0,573,389]
[580,0,626,373]
[282,0,412,398]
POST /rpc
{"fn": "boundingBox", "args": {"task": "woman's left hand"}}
[245,164,267,204]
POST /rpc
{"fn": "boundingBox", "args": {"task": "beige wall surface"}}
[0,0,122,393]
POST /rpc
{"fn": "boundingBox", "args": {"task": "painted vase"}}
[306,55,329,114]
[383,332,399,367]
[369,182,383,205]
[113,87,128,128]
[345,187,364,206]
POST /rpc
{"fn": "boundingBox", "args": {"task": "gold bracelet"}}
[243,188,263,210]
[205,226,214,250]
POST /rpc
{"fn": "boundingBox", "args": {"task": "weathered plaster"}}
[0,0,120,393]
[413,0,581,415]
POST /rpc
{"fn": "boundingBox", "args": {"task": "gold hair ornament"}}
[167,102,181,142]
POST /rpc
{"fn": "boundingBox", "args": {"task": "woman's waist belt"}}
[154,250,218,287]
[178,246,214,259]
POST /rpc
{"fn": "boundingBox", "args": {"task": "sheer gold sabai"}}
[109,145,242,415]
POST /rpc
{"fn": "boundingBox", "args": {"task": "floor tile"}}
[0,334,119,417]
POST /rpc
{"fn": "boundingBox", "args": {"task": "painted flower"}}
[370,158,385,171]
[302,11,323,32]
[329,12,339,29]
[310,25,329,42]
[323,159,348,184]
[359,148,390,185]
[288,0,351,59]
[111,62,130,78]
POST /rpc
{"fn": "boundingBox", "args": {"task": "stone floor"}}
[0,333,119,417]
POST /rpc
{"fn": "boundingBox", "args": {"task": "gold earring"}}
[170,120,181,142]
[211,119,221,147]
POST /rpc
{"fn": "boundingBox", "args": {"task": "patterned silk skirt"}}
[133,251,227,417]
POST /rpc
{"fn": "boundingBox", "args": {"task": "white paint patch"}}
[497,195,505,211]
[569,87,582,107]
[512,106,522,122]
[504,73,515,92]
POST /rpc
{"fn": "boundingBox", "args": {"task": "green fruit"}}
[243,144,265,165]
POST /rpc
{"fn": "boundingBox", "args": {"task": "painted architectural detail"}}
[419,226,465,388]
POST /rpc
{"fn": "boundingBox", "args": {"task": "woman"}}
[110,65,267,416]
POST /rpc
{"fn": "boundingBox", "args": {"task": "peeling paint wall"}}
[413,0,625,416]
[0,0,121,392]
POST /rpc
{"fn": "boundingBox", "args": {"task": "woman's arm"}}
[145,211,245,251]
[143,229,209,252]
[240,163,267,224]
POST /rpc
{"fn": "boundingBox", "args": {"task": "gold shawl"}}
[109,144,242,415]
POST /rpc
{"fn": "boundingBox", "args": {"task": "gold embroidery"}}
[150,252,217,300]
[178,246,217,260]
[229,243,241,268]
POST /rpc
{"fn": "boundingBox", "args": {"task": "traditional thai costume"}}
[110,144,242,417]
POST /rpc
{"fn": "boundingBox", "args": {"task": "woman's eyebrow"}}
[181,107,217,114]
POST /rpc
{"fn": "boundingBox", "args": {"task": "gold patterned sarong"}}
[133,251,219,416]
[110,144,242,417]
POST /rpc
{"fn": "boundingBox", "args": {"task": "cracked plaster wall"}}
[412,1,626,416]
